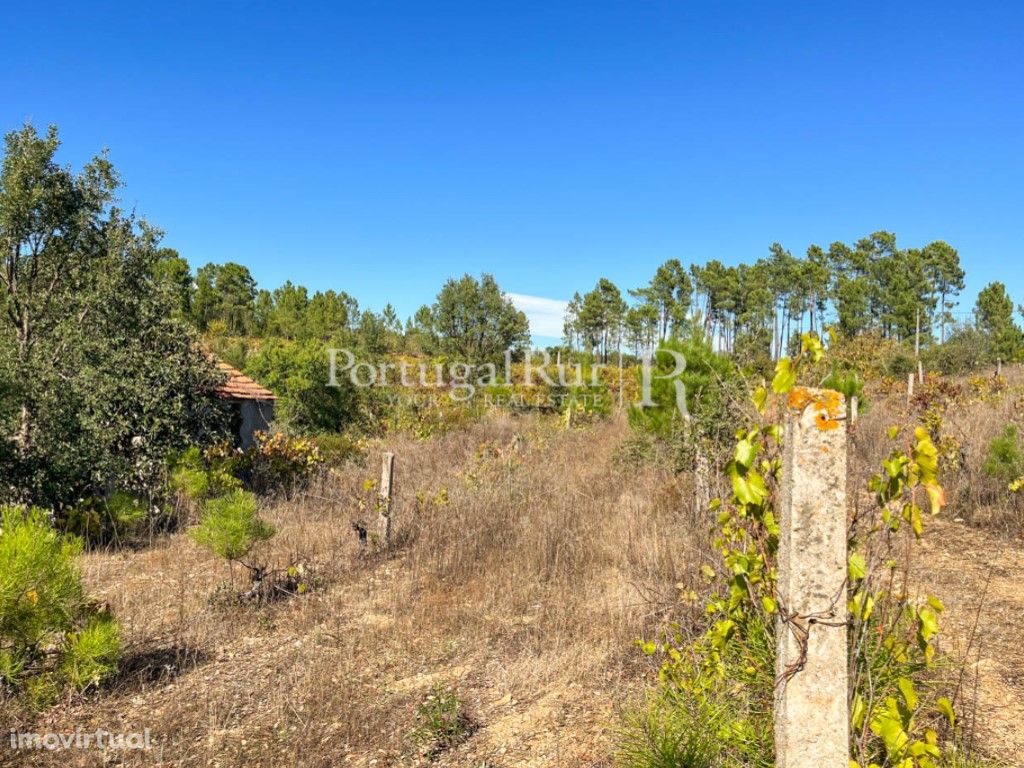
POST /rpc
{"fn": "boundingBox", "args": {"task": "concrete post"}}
[907,373,915,404]
[850,395,858,425]
[775,388,848,768]
[378,452,395,546]
[917,359,924,385]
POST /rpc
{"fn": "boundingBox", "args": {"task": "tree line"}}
[3,123,1024,508]
[562,233,995,367]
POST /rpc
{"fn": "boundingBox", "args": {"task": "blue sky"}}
[3,1,1022,342]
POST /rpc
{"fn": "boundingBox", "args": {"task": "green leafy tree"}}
[624,303,659,357]
[245,339,361,433]
[266,280,309,339]
[631,258,692,341]
[152,247,193,319]
[0,124,117,451]
[921,241,965,343]
[578,278,627,363]
[305,289,356,341]
[975,281,1023,362]
[405,304,438,355]
[0,125,226,507]
[429,273,529,363]
[192,262,257,334]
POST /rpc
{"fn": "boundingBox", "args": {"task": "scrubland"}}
[7,367,1024,767]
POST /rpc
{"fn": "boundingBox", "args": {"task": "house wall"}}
[238,399,275,449]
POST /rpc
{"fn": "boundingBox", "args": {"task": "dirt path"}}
[913,518,1024,765]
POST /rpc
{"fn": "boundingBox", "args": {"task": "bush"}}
[628,332,745,473]
[190,489,274,562]
[408,683,474,757]
[59,491,148,545]
[983,425,1023,484]
[0,507,121,693]
[923,327,991,375]
[241,431,323,494]
[243,339,363,433]
[59,613,122,690]
[886,349,917,378]
[169,446,241,503]
[616,689,719,768]
[310,432,365,466]
[622,612,774,768]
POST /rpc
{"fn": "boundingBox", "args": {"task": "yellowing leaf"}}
[848,552,868,581]
[897,677,918,712]
[772,358,796,394]
[925,483,945,515]
[753,385,768,413]
[936,697,955,726]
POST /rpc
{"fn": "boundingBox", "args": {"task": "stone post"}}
[775,388,848,768]
[378,452,395,546]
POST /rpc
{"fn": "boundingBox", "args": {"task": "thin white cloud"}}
[506,293,568,340]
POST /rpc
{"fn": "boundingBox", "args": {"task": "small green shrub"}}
[409,682,474,757]
[559,383,613,426]
[169,446,240,503]
[59,613,122,691]
[628,333,745,474]
[190,489,274,562]
[241,431,323,494]
[983,425,1023,484]
[310,432,364,466]
[60,491,148,544]
[886,349,917,378]
[616,670,753,768]
[0,506,121,693]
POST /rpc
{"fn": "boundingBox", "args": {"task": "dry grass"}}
[9,367,1024,766]
[854,363,1024,536]
[3,413,708,767]
[850,365,1024,765]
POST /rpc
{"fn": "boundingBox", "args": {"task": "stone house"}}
[213,360,276,449]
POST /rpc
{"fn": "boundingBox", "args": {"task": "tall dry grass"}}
[5,413,711,767]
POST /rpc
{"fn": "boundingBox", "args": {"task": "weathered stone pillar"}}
[775,388,848,768]
[378,452,395,546]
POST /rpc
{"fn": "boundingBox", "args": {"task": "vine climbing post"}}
[378,452,395,546]
[775,388,849,768]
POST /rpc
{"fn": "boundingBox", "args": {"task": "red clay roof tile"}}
[213,361,277,401]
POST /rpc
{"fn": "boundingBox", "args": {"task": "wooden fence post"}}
[775,388,848,768]
[378,452,395,546]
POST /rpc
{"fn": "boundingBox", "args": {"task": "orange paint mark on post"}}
[788,386,843,431]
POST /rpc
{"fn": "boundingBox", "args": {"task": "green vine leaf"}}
[771,357,796,394]
[848,551,867,581]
